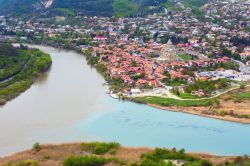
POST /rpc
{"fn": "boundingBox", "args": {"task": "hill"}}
[0,0,209,17]
[1,142,246,166]
[0,0,167,17]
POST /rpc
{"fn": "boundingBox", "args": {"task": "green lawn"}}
[178,93,201,99]
[177,54,192,61]
[133,96,213,107]
[164,79,186,86]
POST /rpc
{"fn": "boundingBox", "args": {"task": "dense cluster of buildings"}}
[92,41,233,90]
[0,0,249,96]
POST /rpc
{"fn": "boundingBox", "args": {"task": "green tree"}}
[112,0,139,18]
[32,143,41,152]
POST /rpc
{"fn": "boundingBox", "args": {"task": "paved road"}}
[232,59,250,74]
[231,59,250,81]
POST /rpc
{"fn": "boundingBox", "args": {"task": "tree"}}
[179,148,185,154]
[131,60,137,67]
[32,142,41,152]
[240,83,246,89]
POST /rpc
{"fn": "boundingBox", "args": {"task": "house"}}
[131,88,142,94]
[149,79,158,87]
[120,34,129,41]
[93,36,108,41]
[191,89,206,97]
[246,60,250,66]
[79,45,89,52]
[240,52,250,60]
[187,77,195,84]
[20,36,27,40]
[196,76,208,81]
[178,86,185,94]
[136,79,148,85]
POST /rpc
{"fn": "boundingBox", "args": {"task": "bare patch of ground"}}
[146,87,250,124]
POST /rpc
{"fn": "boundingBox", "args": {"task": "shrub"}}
[140,158,172,166]
[140,148,211,166]
[16,160,38,166]
[218,110,228,117]
[63,156,108,166]
[4,160,39,166]
[133,96,212,107]
[179,148,185,154]
[223,95,233,101]
[44,155,51,160]
[95,63,107,74]
[109,148,117,155]
[240,114,250,119]
[81,142,120,155]
[233,98,242,103]
[240,83,246,89]
[32,142,41,152]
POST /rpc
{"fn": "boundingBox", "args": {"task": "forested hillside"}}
[51,0,114,16]
[0,0,208,17]
[0,44,52,105]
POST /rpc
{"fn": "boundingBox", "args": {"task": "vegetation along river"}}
[0,45,250,156]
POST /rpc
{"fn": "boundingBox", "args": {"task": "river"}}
[0,45,250,156]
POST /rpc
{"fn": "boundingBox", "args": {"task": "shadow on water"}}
[34,68,51,85]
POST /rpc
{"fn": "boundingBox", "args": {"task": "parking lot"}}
[197,69,250,82]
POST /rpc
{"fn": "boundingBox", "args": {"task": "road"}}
[130,84,245,101]
[232,59,250,74]
[0,56,31,84]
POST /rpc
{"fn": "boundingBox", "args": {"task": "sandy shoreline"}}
[148,104,250,124]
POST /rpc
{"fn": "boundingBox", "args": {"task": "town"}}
[0,0,250,100]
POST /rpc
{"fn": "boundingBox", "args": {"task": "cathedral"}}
[160,39,176,61]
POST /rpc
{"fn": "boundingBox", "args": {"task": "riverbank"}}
[0,44,52,105]
[131,87,250,124]
[148,104,250,124]
[0,142,240,166]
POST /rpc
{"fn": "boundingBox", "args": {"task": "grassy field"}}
[178,93,201,99]
[132,96,213,107]
[177,54,193,61]
[234,92,250,101]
